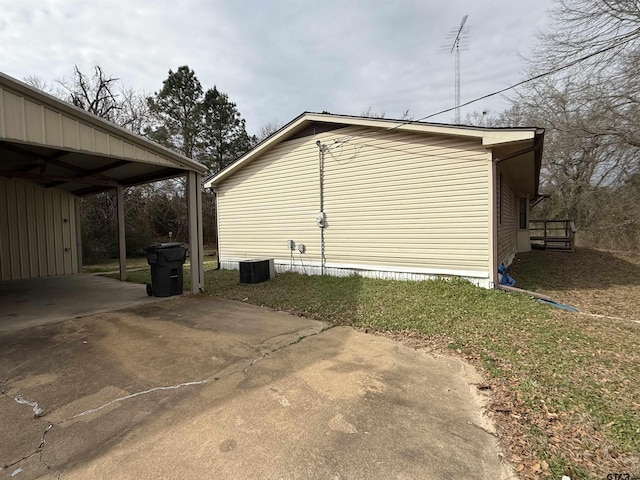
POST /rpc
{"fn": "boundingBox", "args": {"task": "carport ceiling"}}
[0,140,187,196]
[0,71,207,195]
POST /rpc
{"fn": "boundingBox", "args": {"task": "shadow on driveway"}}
[0,274,162,333]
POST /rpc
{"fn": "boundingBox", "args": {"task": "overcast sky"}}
[0,0,553,135]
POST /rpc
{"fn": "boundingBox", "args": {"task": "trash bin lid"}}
[157,242,183,249]
[145,242,184,253]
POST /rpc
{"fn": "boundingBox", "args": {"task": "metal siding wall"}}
[110,137,124,157]
[217,126,492,278]
[0,177,11,280]
[61,115,79,149]
[74,197,82,272]
[95,130,109,154]
[79,123,94,151]
[25,99,45,143]
[44,193,56,276]
[35,186,48,276]
[16,180,30,278]
[0,86,176,168]
[52,191,63,274]
[3,90,26,139]
[61,195,72,274]
[123,141,135,158]
[69,196,79,273]
[44,107,63,147]
[5,179,21,278]
[26,183,39,277]
[0,177,78,281]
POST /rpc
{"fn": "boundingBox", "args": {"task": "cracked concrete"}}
[1,295,509,479]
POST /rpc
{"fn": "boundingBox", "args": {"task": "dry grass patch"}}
[509,248,640,320]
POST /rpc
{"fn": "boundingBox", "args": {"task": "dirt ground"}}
[509,247,640,321]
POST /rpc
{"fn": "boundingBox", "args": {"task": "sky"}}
[0,0,553,136]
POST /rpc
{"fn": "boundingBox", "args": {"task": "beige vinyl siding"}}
[323,127,490,272]
[216,137,321,265]
[497,168,518,267]
[0,177,78,281]
[217,125,491,277]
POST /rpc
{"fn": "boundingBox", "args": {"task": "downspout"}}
[490,158,498,289]
[491,134,544,287]
[316,140,326,275]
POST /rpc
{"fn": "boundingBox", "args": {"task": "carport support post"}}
[116,185,127,282]
[187,171,203,293]
[74,196,83,273]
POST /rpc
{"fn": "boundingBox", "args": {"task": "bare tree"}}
[399,109,414,121]
[360,107,414,121]
[116,87,152,135]
[538,0,640,70]
[36,65,155,135]
[23,75,59,95]
[256,120,283,143]
[58,65,121,121]
[528,0,640,151]
[513,73,636,222]
[508,0,640,249]
[360,106,386,118]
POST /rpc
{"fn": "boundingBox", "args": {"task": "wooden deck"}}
[530,219,576,252]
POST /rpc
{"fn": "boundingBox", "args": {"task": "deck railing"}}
[530,219,576,252]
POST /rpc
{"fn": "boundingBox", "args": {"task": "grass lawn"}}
[89,248,640,479]
[82,257,149,273]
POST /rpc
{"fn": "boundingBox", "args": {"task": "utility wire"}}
[417,35,636,122]
[327,34,637,146]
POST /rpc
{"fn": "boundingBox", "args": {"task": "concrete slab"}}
[0,274,162,332]
[0,296,509,480]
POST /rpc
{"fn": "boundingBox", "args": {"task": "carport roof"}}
[0,71,207,195]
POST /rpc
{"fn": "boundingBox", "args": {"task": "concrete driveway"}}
[0,275,163,332]
[0,295,509,479]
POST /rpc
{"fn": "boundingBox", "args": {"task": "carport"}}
[0,72,207,295]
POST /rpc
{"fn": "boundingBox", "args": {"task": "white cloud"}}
[0,0,553,134]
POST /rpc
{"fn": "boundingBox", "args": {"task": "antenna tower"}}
[448,15,469,123]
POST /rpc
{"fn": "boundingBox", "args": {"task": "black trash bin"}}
[145,242,187,297]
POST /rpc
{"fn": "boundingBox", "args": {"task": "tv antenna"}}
[447,15,469,123]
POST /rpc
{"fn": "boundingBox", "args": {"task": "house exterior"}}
[204,113,543,288]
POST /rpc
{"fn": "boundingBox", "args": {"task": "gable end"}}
[285,122,349,142]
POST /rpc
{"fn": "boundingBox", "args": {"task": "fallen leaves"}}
[370,328,640,479]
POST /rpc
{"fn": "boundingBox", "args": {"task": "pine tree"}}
[201,86,254,174]
[147,66,204,158]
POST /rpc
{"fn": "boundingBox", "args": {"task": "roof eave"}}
[204,112,543,188]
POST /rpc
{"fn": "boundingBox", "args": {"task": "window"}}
[519,197,528,230]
